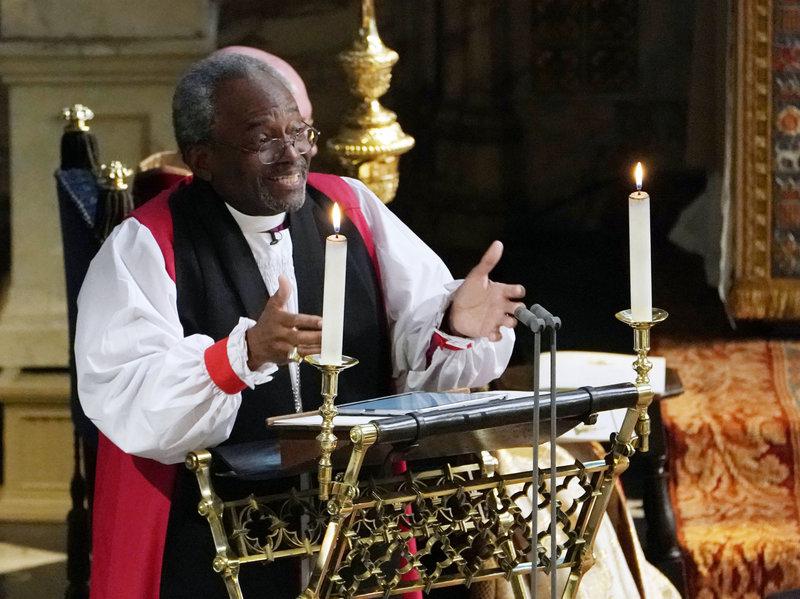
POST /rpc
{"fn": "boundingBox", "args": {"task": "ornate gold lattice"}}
[191,456,619,599]
[188,384,651,599]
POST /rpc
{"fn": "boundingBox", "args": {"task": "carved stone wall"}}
[0,0,216,520]
[0,2,215,368]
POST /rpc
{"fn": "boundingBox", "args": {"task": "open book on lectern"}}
[268,390,511,429]
[268,351,667,443]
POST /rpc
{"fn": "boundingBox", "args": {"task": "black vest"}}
[159,178,392,598]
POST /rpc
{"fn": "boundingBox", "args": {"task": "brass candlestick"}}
[304,354,359,500]
[614,308,668,452]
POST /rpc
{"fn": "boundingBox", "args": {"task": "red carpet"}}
[659,340,800,598]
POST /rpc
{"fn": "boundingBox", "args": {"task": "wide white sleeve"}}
[344,178,514,392]
[75,218,275,465]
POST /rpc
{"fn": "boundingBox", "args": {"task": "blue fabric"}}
[55,168,101,445]
[56,168,100,228]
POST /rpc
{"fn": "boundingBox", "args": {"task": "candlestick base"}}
[304,354,359,500]
[615,308,668,452]
[614,308,668,328]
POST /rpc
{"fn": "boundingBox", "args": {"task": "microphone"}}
[528,302,560,599]
[514,306,544,333]
[530,303,561,330]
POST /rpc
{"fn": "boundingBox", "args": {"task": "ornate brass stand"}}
[614,308,668,452]
[304,354,359,500]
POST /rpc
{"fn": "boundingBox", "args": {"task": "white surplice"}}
[75,177,514,464]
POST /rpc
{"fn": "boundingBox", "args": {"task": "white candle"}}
[629,162,652,322]
[321,203,347,365]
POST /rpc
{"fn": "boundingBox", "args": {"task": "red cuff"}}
[424,331,473,367]
[204,337,247,395]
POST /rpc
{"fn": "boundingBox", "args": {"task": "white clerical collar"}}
[224,203,286,234]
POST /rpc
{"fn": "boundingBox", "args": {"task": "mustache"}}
[265,160,308,176]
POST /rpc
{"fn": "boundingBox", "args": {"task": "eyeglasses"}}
[212,124,320,165]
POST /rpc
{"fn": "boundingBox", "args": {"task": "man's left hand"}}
[447,240,526,341]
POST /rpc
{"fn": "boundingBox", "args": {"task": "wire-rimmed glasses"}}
[213,124,320,165]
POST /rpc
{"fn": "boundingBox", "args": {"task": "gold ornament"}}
[327,0,415,204]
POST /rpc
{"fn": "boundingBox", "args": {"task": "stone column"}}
[0,0,216,520]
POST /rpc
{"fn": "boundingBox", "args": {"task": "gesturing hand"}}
[447,240,526,342]
[245,275,323,369]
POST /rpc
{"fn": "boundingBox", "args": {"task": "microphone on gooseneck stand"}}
[530,303,561,599]
[513,305,542,334]
[530,304,561,332]
[513,306,544,599]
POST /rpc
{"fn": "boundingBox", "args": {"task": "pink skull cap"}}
[213,45,313,121]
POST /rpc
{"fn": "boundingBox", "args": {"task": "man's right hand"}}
[245,274,322,369]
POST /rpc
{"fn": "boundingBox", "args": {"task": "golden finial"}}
[101,161,133,191]
[61,104,94,132]
[327,0,415,203]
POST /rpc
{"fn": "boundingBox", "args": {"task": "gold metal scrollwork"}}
[190,447,629,599]
[190,393,649,599]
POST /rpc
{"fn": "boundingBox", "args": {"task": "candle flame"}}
[634,162,644,191]
[332,202,341,234]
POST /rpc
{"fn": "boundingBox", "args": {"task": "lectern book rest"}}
[210,384,639,481]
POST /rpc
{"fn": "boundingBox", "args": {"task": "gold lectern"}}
[186,301,666,599]
[187,383,651,599]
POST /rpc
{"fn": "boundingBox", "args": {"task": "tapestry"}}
[659,340,800,598]
[773,1,800,277]
[727,0,800,318]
